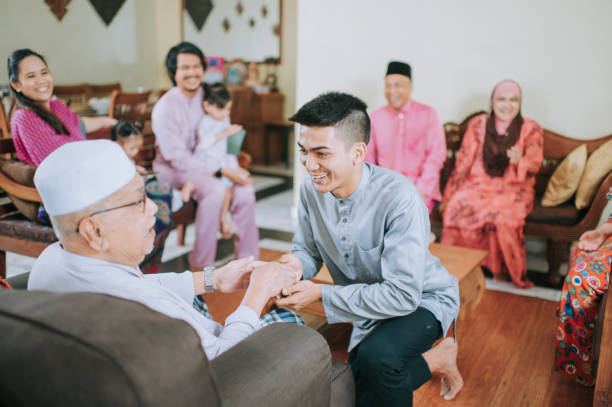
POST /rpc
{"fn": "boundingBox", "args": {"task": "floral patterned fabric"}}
[441,113,544,288]
[555,225,612,386]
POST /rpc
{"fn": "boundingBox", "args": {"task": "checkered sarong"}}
[193,295,212,319]
[193,295,304,326]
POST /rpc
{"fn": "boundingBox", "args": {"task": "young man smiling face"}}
[297,125,366,199]
[294,92,370,199]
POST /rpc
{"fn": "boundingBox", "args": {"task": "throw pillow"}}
[542,144,587,207]
[0,157,39,221]
[576,139,612,210]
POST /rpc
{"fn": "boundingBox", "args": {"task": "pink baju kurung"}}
[11,99,85,166]
[441,113,543,288]
[365,100,446,211]
[152,87,259,268]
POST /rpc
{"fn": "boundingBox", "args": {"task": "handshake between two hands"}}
[216,254,322,312]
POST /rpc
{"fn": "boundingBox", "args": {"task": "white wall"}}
[294,0,612,140]
[0,0,161,91]
[183,0,280,62]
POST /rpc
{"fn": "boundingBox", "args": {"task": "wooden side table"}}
[301,243,487,321]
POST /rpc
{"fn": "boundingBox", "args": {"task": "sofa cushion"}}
[0,290,220,407]
[576,139,612,209]
[330,360,356,407]
[0,216,57,243]
[6,272,29,290]
[0,158,39,221]
[527,198,583,226]
[211,323,336,407]
[541,144,587,207]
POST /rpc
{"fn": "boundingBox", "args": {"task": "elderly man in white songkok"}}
[28,140,302,359]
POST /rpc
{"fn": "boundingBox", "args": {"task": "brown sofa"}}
[432,120,612,286]
[0,274,355,407]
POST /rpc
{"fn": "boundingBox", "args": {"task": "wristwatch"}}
[214,168,223,178]
[203,266,215,293]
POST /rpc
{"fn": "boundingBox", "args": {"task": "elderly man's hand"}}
[274,281,322,311]
[213,257,256,293]
[278,253,303,277]
[250,262,301,298]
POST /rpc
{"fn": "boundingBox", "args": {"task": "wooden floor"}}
[206,249,595,407]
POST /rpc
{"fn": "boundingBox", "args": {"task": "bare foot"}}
[423,338,464,401]
[220,214,233,239]
[180,181,194,202]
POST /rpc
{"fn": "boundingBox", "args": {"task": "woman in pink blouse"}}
[8,48,115,166]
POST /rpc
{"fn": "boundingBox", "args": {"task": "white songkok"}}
[34,140,136,216]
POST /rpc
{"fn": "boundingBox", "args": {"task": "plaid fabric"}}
[193,295,212,319]
[191,295,304,326]
[260,308,305,327]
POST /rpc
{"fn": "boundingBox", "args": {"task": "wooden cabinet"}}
[228,86,284,165]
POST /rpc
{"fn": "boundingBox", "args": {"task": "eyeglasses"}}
[75,193,146,233]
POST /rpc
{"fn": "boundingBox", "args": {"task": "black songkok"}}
[386,61,412,79]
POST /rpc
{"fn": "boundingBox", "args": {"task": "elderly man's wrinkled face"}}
[385,74,412,111]
[93,175,157,266]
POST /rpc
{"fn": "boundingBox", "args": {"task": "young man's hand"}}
[275,280,322,311]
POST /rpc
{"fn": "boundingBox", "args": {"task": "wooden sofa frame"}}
[433,121,612,286]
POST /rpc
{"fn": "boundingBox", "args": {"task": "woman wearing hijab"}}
[440,80,543,288]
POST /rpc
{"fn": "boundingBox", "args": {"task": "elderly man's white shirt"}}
[27,242,261,359]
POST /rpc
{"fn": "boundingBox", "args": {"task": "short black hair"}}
[165,41,206,86]
[110,120,143,141]
[289,92,370,146]
[203,82,231,108]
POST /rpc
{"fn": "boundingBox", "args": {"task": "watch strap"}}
[203,266,215,293]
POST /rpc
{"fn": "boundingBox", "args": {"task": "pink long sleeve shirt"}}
[365,100,446,202]
[152,87,218,176]
[11,99,85,166]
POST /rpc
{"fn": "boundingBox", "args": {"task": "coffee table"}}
[301,243,487,320]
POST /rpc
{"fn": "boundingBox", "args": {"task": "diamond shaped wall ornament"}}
[261,5,268,18]
[273,23,280,37]
[236,2,243,16]
[88,0,126,26]
[249,18,255,28]
[185,0,213,31]
[45,0,71,21]
[223,17,231,32]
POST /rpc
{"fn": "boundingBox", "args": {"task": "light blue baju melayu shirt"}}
[28,243,261,359]
[293,163,460,351]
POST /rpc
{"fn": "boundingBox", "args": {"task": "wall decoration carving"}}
[45,0,71,21]
[88,0,126,26]
[185,0,213,31]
